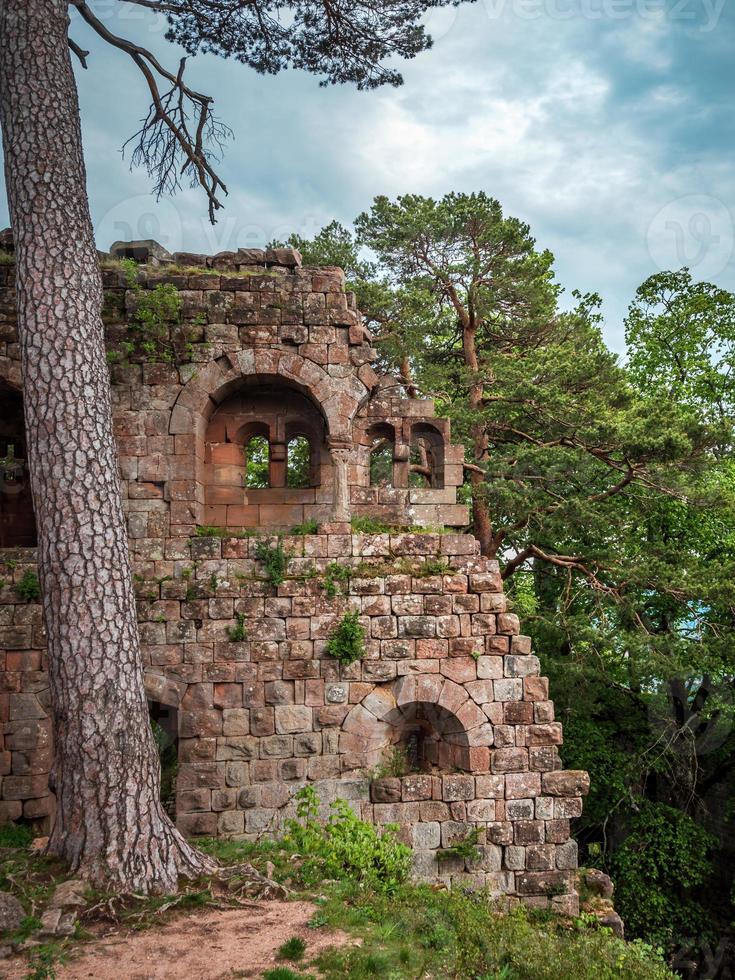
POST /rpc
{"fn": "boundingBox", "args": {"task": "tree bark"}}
[462,323,493,556]
[0,0,214,892]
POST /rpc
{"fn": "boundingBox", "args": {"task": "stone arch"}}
[168,350,368,527]
[339,675,493,772]
[144,671,187,708]
[0,379,37,548]
[170,349,367,445]
[409,420,446,489]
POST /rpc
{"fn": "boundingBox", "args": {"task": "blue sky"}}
[2,0,734,350]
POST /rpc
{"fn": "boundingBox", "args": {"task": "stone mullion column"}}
[329,445,352,522]
[269,442,287,488]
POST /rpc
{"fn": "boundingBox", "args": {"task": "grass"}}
[0,821,673,980]
[195,525,255,538]
[277,936,307,961]
[351,516,458,535]
[290,519,319,536]
[310,882,673,980]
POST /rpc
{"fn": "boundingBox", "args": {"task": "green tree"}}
[286,211,735,953]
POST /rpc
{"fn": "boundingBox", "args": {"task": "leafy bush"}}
[438,827,481,863]
[609,799,716,948]
[255,538,289,586]
[285,786,411,893]
[128,284,189,363]
[325,610,365,665]
[369,745,410,779]
[17,570,41,602]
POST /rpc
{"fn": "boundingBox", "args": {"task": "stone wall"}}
[0,239,588,910]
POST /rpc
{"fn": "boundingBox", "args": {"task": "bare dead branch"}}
[73,0,230,223]
[68,37,90,69]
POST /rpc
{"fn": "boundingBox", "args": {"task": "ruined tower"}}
[0,239,588,910]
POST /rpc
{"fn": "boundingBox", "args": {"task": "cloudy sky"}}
[2,0,734,350]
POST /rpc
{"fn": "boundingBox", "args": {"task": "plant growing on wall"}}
[326,610,366,666]
[255,538,289,587]
[226,614,247,642]
[17,570,40,602]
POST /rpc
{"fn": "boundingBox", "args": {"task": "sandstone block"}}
[505,772,541,799]
[412,821,441,849]
[542,770,589,797]
[442,774,475,801]
[274,705,312,734]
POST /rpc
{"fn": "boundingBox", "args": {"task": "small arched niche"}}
[204,382,328,529]
[0,381,36,548]
[409,422,445,489]
[383,701,473,772]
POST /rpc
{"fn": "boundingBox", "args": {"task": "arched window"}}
[409,423,445,489]
[0,381,36,548]
[148,700,178,818]
[244,434,270,488]
[368,423,395,488]
[287,435,311,488]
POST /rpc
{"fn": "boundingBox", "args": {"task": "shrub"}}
[255,538,289,586]
[609,799,716,949]
[369,745,410,779]
[325,610,365,665]
[129,283,186,363]
[285,786,411,893]
[17,570,41,602]
[438,827,481,863]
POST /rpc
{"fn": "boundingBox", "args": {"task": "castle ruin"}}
[0,239,588,911]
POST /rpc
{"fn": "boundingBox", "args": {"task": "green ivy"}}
[323,561,351,598]
[438,827,481,863]
[107,263,205,365]
[325,609,365,665]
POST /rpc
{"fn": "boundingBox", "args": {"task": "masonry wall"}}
[0,242,588,911]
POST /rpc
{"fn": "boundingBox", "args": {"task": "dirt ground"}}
[2,900,349,980]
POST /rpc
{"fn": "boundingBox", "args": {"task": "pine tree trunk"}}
[0,0,215,892]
